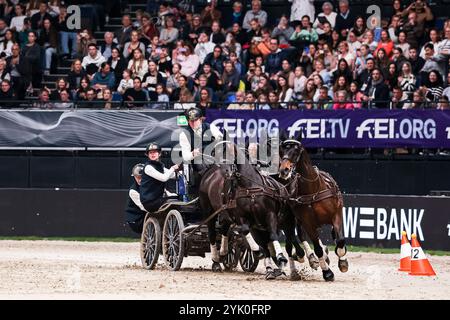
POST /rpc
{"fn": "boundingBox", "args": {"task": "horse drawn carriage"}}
[139,195,260,272]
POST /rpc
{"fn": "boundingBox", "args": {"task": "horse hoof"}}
[290,270,301,281]
[254,250,265,260]
[265,270,276,280]
[322,269,335,282]
[308,253,319,270]
[212,262,222,272]
[338,259,349,273]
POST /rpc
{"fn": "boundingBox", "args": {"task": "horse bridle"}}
[281,140,320,182]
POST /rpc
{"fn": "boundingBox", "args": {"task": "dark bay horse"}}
[198,143,307,280]
[278,135,349,282]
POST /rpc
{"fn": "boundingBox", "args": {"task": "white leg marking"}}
[302,241,313,256]
[219,235,228,256]
[337,247,346,258]
[273,241,283,257]
[319,256,329,271]
[210,244,220,262]
[245,233,259,251]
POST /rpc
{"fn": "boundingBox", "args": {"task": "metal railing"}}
[0,100,446,110]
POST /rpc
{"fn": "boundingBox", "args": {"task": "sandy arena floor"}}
[0,240,448,300]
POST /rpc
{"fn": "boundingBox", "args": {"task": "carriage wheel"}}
[162,210,185,271]
[140,216,161,270]
[222,233,239,271]
[239,239,259,273]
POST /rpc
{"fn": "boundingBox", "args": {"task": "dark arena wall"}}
[1,188,449,251]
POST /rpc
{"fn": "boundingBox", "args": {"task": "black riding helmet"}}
[131,163,145,177]
[186,107,202,121]
[145,142,162,155]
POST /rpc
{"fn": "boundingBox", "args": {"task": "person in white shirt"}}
[314,1,337,34]
[9,3,26,32]
[242,0,267,30]
[194,31,215,64]
[289,0,315,22]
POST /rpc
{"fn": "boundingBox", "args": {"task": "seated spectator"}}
[108,47,127,88]
[362,68,390,108]
[332,75,349,99]
[404,89,427,109]
[198,88,213,111]
[54,89,74,109]
[355,44,373,77]
[375,30,394,59]
[177,43,200,78]
[268,91,280,109]
[398,11,425,50]
[293,66,307,100]
[333,90,354,110]
[231,22,247,46]
[0,79,15,108]
[127,48,148,81]
[115,14,133,49]
[362,30,378,52]
[398,61,417,99]
[142,60,163,100]
[443,72,450,100]
[82,43,106,76]
[102,88,114,109]
[396,32,410,59]
[154,83,169,109]
[123,77,148,108]
[148,35,163,61]
[276,76,293,108]
[256,93,271,110]
[117,69,134,95]
[420,43,447,81]
[313,2,337,35]
[18,18,31,49]
[271,15,294,47]
[265,38,285,78]
[392,47,408,71]
[81,88,101,108]
[388,15,401,44]
[33,89,55,109]
[75,76,91,101]
[38,18,58,75]
[222,32,242,58]
[243,0,267,31]
[386,63,399,90]
[350,16,367,42]
[390,86,409,109]
[185,14,202,45]
[76,29,96,59]
[210,20,225,45]
[375,48,390,77]
[420,70,444,104]
[9,3,26,32]
[347,31,361,55]
[194,74,215,102]
[437,96,450,110]
[221,60,240,97]
[332,58,353,86]
[248,65,264,92]
[408,47,425,78]
[0,58,10,81]
[227,90,246,109]
[194,31,215,64]
[0,29,14,58]
[30,2,52,30]
[349,81,363,108]
[166,63,182,95]
[224,1,244,29]
[139,13,159,45]
[200,0,221,28]
[159,16,178,47]
[173,87,196,110]
[335,0,356,37]
[337,41,355,70]
[48,78,69,101]
[157,46,172,76]
[91,62,116,92]
[123,30,146,60]
[300,78,316,101]
[203,45,225,76]
[100,32,118,60]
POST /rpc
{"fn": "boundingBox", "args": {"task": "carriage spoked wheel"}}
[162,210,185,271]
[140,216,161,270]
[239,237,259,273]
[222,232,239,271]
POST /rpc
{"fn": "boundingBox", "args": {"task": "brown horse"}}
[278,134,349,281]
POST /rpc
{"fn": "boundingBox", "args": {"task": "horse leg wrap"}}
[210,244,220,263]
[219,235,228,256]
[264,257,274,270]
[273,241,283,257]
[319,256,329,271]
[302,241,313,257]
[245,233,259,251]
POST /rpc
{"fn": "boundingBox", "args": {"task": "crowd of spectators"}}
[0,0,449,110]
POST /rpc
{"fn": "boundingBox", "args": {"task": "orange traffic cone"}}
[409,233,436,276]
[398,231,411,272]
